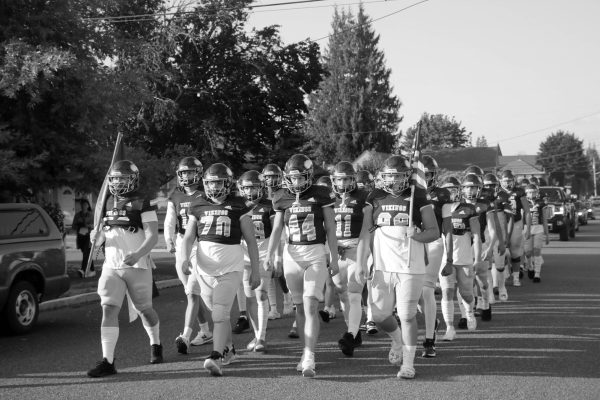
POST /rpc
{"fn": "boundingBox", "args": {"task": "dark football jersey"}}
[333,189,368,240]
[272,185,335,245]
[169,189,204,234]
[503,187,526,222]
[190,194,251,245]
[529,197,546,226]
[449,202,478,236]
[103,192,155,230]
[494,190,512,214]
[474,201,489,242]
[249,196,275,239]
[427,186,452,232]
[367,188,429,229]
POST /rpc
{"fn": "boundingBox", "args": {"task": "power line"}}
[312,0,431,41]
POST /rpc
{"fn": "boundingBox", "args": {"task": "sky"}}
[245,0,600,156]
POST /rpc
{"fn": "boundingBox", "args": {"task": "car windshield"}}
[539,188,563,203]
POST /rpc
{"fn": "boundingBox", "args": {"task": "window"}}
[0,209,49,239]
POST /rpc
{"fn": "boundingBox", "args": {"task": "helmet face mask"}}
[284,154,313,194]
[461,174,483,201]
[441,176,461,201]
[525,184,539,200]
[501,177,514,191]
[381,155,411,195]
[203,163,233,202]
[262,164,283,189]
[237,170,264,202]
[422,155,438,188]
[483,173,500,196]
[108,160,139,197]
[331,161,356,194]
[177,157,203,187]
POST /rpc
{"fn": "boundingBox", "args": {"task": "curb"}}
[40,279,183,312]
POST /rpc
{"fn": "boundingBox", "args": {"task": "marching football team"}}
[88,153,549,379]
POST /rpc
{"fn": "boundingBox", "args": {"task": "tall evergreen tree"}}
[399,113,472,152]
[537,130,589,187]
[303,5,401,164]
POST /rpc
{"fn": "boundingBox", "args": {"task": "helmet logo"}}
[304,160,312,169]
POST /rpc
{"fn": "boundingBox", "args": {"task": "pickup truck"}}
[538,186,577,241]
[0,203,70,334]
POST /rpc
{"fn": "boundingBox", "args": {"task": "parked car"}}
[0,203,70,334]
[539,186,577,241]
[575,201,589,225]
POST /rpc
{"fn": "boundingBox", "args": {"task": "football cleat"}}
[222,345,237,365]
[175,334,190,354]
[458,318,468,329]
[232,316,250,334]
[422,339,436,358]
[442,327,456,341]
[388,346,403,366]
[338,332,356,357]
[150,344,163,364]
[191,331,213,346]
[366,321,378,335]
[87,358,117,378]
[204,351,223,376]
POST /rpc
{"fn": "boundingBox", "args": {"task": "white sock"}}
[441,299,454,327]
[101,326,119,363]
[199,322,210,335]
[143,322,160,345]
[268,278,277,311]
[402,345,417,368]
[347,293,362,336]
[237,285,247,313]
[258,297,269,341]
[386,327,403,349]
[182,327,192,340]
[422,286,437,339]
[457,292,467,318]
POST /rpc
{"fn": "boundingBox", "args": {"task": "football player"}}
[500,170,531,287]
[356,169,375,192]
[328,161,369,357]
[87,160,162,378]
[237,170,275,352]
[180,163,261,377]
[264,154,340,378]
[418,156,453,357]
[438,175,483,340]
[165,157,213,354]
[524,184,549,282]
[356,155,439,379]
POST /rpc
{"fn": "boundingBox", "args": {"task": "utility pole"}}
[594,157,597,197]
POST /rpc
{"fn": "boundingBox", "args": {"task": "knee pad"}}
[510,256,521,264]
[212,303,231,323]
[534,256,543,267]
[395,302,418,321]
[258,291,268,302]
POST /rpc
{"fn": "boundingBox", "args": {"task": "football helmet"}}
[440,176,461,201]
[237,170,264,202]
[203,163,233,201]
[529,177,540,186]
[108,160,139,196]
[356,169,374,191]
[464,165,484,179]
[176,156,203,187]
[262,163,283,189]
[380,155,411,195]
[461,174,483,201]
[315,175,332,189]
[483,173,500,196]
[284,154,313,194]
[422,155,439,188]
[374,171,384,189]
[525,183,539,200]
[330,161,356,194]
[500,170,515,191]
[519,178,530,187]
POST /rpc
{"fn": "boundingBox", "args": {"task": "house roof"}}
[425,146,501,171]
[499,155,539,167]
[498,158,545,175]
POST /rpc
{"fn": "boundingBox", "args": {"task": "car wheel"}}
[4,281,39,334]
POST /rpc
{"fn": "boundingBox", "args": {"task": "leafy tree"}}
[399,113,471,152]
[303,5,401,164]
[537,130,589,187]
[124,0,323,171]
[475,135,488,147]
[0,0,163,197]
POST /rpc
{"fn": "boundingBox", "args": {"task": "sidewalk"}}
[43,233,181,312]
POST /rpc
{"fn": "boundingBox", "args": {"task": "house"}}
[498,155,545,182]
[426,146,503,173]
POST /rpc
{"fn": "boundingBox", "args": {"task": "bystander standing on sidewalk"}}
[73,199,95,278]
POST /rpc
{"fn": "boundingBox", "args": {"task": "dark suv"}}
[538,187,577,241]
[0,203,70,333]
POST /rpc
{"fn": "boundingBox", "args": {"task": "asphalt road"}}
[1,222,599,400]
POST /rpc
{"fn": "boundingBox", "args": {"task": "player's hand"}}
[355,265,369,285]
[405,227,416,239]
[273,259,283,278]
[263,258,273,274]
[123,252,140,267]
[249,270,261,290]
[441,261,453,277]
[181,259,192,275]
[167,240,176,254]
[337,246,346,260]
[328,258,339,277]
[545,234,550,245]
